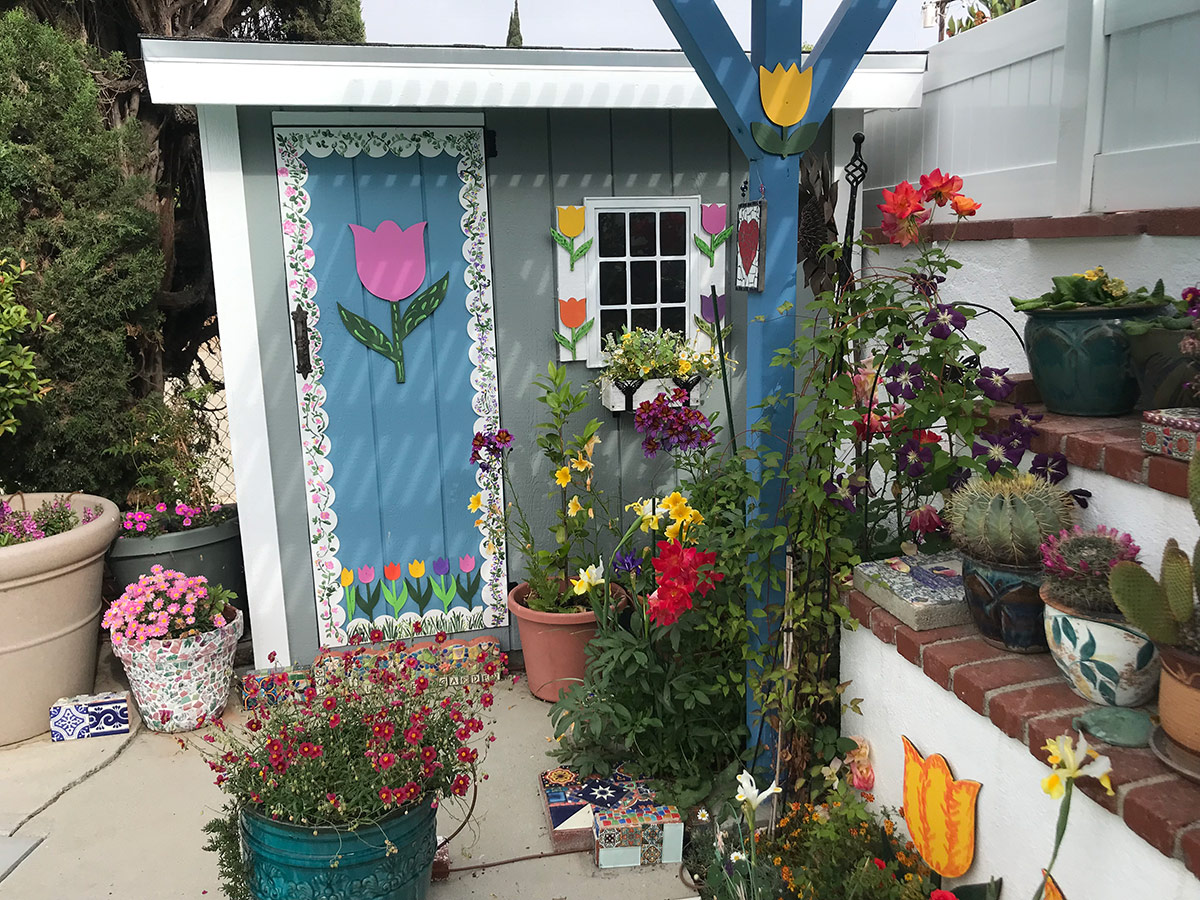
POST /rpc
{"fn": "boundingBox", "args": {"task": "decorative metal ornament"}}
[797,152,839,298]
[839,132,868,289]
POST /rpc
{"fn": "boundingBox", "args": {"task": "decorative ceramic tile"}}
[539,765,665,852]
[240,666,313,710]
[852,551,969,631]
[662,821,684,864]
[641,843,662,865]
[49,692,130,741]
[1142,408,1200,460]
[313,636,503,691]
[593,805,684,868]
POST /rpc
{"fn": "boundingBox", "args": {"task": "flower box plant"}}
[103,566,243,732]
[1122,283,1200,411]
[1039,526,1159,706]
[201,643,502,900]
[1011,268,1172,416]
[598,328,724,413]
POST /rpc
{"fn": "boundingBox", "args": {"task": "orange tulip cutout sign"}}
[553,297,594,361]
[901,736,981,878]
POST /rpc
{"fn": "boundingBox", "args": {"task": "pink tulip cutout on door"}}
[339,220,449,383]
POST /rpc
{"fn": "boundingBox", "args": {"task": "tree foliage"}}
[0,8,163,498]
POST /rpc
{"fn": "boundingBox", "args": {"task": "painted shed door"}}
[274,126,506,648]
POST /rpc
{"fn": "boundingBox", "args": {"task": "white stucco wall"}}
[841,625,1200,900]
[872,235,1200,373]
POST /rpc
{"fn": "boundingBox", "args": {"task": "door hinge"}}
[291,306,312,377]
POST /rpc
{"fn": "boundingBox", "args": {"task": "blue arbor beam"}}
[806,0,900,125]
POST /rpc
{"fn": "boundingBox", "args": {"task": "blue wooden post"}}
[651,0,899,769]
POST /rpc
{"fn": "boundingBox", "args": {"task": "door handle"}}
[292,306,312,377]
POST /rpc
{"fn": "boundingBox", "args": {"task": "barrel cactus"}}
[1110,453,1200,652]
[1041,525,1141,615]
[944,474,1075,567]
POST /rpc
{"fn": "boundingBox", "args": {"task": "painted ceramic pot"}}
[1042,592,1160,707]
[1023,305,1165,416]
[240,797,437,900]
[113,607,243,732]
[1159,645,1200,755]
[961,556,1047,653]
[1128,326,1195,411]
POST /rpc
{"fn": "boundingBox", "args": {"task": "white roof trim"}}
[141,40,925,110]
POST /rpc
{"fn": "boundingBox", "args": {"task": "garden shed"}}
[140,38,924,669]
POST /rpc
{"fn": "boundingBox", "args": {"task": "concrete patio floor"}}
[0,645,696,900]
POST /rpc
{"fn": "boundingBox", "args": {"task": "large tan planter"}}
[508,583,598,703]
[1159,645,1200,754]
[0,493,120,745]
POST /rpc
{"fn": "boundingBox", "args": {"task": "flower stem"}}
[1033,780,1073,900]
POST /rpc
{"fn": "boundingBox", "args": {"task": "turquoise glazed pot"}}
[1024,305,1166,416]
[961,556,1048,653]
[240,799,437,900]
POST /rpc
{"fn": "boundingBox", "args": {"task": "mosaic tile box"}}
[852,550,967,631]
[1142,408,1200,461]
[313,636,502,691]
[49,691,130,741]
[239,665,314,710]
[539,765,682,867]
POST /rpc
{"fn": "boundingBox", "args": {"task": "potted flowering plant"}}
[0,259,122,744]
[472,363,620,701]
[598,327,724,413]
[102,565,242,732]
[201,642,501,900]
[1011,267,1171,416]
[1122,284,1197,411]
[105,385,246,622]
[1039,525,1159,706]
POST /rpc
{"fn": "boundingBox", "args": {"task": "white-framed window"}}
[553,195,726,368]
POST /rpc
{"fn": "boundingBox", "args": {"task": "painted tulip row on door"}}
[274,126,507,647]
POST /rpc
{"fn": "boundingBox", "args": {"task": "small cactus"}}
[1109,453,1200,653]
[1040,525,1140,615]
[945,474,1075,567]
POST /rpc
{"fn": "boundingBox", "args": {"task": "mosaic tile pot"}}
[1024,305,1165,416]
[240,797,437,900]
[1042,592,1160,707]
[113,607,243,732]
[961,556,1048,653]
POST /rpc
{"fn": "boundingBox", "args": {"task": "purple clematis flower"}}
[700,291,727,324]
[884,361,925,401]
[911,271,946,298]
[1068,488,1092,508]
[1007,403,1043,439]
[972,433,1023,475]
[948,466,972,492]
[998,428,1028,466]
[823,474,864,511]
[975,367,1015,402]
[432,557,450,576]
[1031,452,1069,485]
[924,303,968,339]
[898,438,934,478]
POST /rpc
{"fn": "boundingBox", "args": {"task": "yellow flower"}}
[567,496,584,517]
[678,358,693,376]
[584,433,601,457]
[664,520,682,542]
[570,562,604,595]
[759,62,813,128]
[571,452,592,472]
[1040,734,1113,798]
[554,466,571,487]
[340,567,354,588]
[626,498,661,532]
[621,332,633,345]
[468,492,482,512]
[408,560,425,578]
[557,205,585,239]
[661,491,692,521]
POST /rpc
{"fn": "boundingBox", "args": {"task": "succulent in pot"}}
[1110,453,1200,751]
[944,474,1075,652]
[1039,526,1159,707]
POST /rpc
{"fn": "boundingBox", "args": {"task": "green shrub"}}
[0,9,162,499]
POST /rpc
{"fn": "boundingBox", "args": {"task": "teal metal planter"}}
[107,513,247,622]
[240,799,438,900]
[1023,305,1166,416]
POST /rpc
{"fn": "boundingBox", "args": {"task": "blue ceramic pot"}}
[961,556,1048,653]
[240,799,437,900]
[1024,305,1166,416]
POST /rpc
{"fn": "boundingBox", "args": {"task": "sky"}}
[360,0,942,51]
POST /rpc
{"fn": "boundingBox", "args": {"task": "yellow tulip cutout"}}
[901,735,981,878]
[752,63,819,158]
[551,205,592,272]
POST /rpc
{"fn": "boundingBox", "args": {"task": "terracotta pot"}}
[1159,645,1200,754]
[1041,589,1160,707]
[0,493,120,745]
[507,582,598,702]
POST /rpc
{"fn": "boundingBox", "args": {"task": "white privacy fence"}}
[863,0,1200,221]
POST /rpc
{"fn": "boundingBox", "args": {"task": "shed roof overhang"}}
[141,39,925,110]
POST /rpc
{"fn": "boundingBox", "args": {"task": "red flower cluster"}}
[877,168,980,248]
[647,539,724,626]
